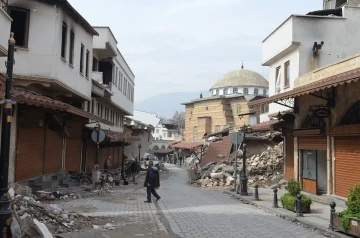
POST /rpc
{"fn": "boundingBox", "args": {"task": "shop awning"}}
[104,131,140,143]
[248,68,360,107]
[172,142,203,150]
[0,74,113,126]
[249,120,283,132]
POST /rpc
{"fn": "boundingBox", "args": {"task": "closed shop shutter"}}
[119,147,123,168]
[285,135,294,181]
[109,147,114,169]
[334,136,360,198]
[86,140,96,172]
[100,147,108,170]
[298,136,327,150]
[43,128,63,175]
[113,146,119,168]
[65,120,83,173]
[15,109,45,182]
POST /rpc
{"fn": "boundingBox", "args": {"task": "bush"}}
[287,179,301,196]
[338,185,360,232]
[280,192,312,210]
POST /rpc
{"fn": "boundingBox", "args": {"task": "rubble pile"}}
[11,195,94,235]
[192,141,284,189]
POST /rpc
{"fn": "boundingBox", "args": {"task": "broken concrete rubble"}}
[191,140,284,190]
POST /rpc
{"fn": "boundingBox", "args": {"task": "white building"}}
[0,2,12,57]
[153,120,184,142]
[90,26,135,133]
[259,1,360,119]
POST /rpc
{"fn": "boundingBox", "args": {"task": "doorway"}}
[301,150,327,195]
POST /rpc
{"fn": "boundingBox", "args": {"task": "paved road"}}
[57,164,324,238]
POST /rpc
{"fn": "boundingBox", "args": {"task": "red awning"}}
[172,142,203,150]
[104,131,140,143]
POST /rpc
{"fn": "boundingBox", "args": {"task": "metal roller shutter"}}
[15,109,45,182]
[65,120,83,173]
[109,147,114,168]
[113,146,119,168]
[86,140,96,172]
[334,136,360,198]
[285,135,294,181]
[100,147,108,170]
[43,128,63,174]
[298,136,327,150]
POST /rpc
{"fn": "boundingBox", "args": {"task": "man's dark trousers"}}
[147,187,160,201]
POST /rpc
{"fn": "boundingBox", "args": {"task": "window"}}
[168,132,172,138]
[91,99,95,113]
[61,22,67,58]
[9,7,30,48]
[69,31,75,65]
[80,44,84,74]
[284,61,290,88]
[216,89,219,96]
[261,104,269,114]
[156,129,159,133]
[85,50,90,78]
[275,66,281,93]
[224,88,228,95]
[236,104,241,114]
[263,89,267,96]
[118,71,121,89]
[254,88,258,95]
[193,126,198,141]
[92,57,98,71]
[115,67,118,85]
[243,88,249,95]
[163,132,166,138]
[233,88,238,94]
[119,73,123,91]
[215,125,221,132]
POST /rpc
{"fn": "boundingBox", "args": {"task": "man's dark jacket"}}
[144,166,160,188]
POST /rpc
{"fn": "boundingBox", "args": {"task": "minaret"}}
[241,61,244,70]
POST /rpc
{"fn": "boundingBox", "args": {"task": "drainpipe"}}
[326,116,333,195]
[294,137,299,182]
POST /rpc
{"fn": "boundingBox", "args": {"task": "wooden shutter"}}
[65,120,83,173]
[285,135,294,181]
[43,128,63,174]
[334,136,360,198]
[15,109,45,182]
[298,136,327,150]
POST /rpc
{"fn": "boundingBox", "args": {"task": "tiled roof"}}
[0,74,113,125]
[200,135,231,166]
[172,142,203,150]
[249,120,282,132]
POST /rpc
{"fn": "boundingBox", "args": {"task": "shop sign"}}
[314,108,330,118]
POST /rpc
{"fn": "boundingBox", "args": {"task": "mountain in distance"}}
[135,91,208,118]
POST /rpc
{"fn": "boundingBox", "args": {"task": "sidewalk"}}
[224,186,350,238]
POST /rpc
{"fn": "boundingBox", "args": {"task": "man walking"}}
[178,148,183,167]
[144,161,161,203]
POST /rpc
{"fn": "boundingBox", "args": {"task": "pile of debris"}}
[192,141,284,189]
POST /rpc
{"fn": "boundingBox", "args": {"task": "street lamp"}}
[138,144,142,163]
[0,32,15,238]
[240,124,249,196]
[94,123,100,166]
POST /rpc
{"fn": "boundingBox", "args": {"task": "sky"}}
[69,0,323,102]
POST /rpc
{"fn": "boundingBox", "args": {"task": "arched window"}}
[233,88,238,94]
[341,101,360,125]
[153,145,159,150]
[254,88,258,95]
[161,145,166,150]
[263,89,267,96]
[243,88,249,95]
[302,114,326,128]
[224,88,228,95]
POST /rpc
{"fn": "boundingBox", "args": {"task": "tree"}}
[171,111,185,127]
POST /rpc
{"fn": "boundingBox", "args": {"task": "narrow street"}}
[56,164,324,238]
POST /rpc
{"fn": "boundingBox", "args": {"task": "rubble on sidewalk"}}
[191,141,284,189]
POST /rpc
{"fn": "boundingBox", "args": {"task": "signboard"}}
[314,108,330,118]
[91,129,105,143]
[231,132,244,145]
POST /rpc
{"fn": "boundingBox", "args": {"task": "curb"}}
[224,191,348,238]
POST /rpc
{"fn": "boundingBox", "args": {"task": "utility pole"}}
[0,33,16,238]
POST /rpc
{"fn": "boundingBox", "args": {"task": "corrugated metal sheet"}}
[334,136,360,198]
[298,136,327,150]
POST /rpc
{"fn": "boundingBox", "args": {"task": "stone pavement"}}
[55,164,330,238]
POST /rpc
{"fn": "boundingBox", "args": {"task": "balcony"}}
[0,7,12,57]
[92,71,103,84]
[93,27,117,59]
[262,13,345,66]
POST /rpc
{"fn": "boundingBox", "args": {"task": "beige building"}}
[182,68,269,142]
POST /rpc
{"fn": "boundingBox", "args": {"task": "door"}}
[316,150,327,194]
[285,135,294,180]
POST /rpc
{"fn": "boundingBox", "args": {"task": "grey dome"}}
[211,69,268,89]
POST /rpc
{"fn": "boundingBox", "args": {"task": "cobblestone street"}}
[57,164,326,238]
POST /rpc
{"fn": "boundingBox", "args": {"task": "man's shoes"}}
[144,200,152,203]
[156,197,161,201]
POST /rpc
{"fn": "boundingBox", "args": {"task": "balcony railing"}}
[91,71,103,84]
